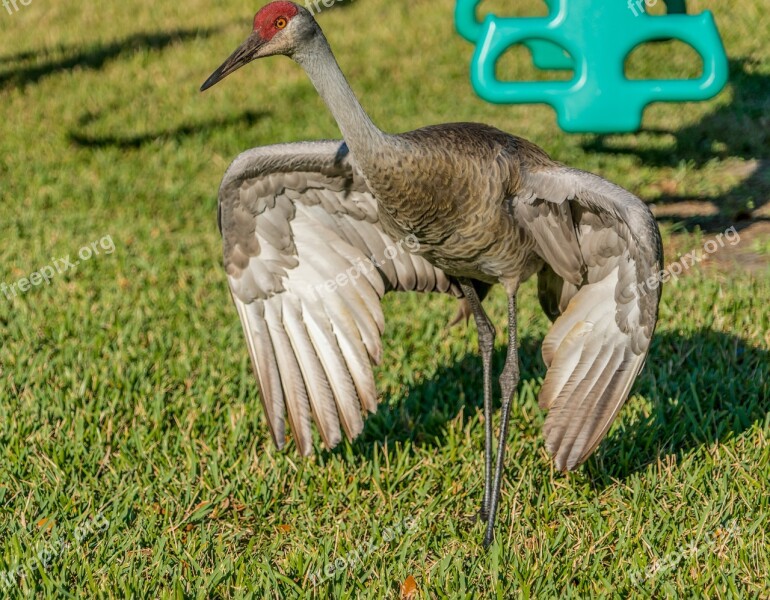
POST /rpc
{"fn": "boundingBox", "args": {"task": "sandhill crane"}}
[200,1,663,547]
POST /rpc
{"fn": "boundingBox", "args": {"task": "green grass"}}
[1,0,769,597]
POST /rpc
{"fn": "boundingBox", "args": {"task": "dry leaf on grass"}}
[401,575,417,599]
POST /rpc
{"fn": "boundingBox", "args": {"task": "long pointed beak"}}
[200,32,265,92]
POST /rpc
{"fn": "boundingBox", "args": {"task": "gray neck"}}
[293,32,387,167]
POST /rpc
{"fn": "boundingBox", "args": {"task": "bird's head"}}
[201,1,316,91]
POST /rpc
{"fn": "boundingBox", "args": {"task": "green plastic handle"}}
[456,0,572,70]
[456,0,729,132]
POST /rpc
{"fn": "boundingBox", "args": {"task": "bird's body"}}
[202,1,663,547]
[361,123,545,288]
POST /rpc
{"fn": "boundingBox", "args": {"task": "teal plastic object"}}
[455,0,729,133]
[457,0,686,72]
[457,0,569,71]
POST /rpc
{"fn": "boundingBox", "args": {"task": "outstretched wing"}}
[218,140,460,455]
[515,165,663,471]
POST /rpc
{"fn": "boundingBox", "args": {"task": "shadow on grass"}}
[68,109,270,149]
[586,329,769,484]
[347,329,769,486]
[582,59,770,232]
[349,333,544,453]
[0,27,221,90]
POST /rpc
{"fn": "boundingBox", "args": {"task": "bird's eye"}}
[275,17,287,29]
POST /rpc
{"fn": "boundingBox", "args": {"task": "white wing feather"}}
[219,140,460,455]
[518,166,662,470]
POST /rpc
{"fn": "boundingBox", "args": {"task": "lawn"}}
[0,0,768,597]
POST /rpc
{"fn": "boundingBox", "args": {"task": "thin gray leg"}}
[458,279,495,520]
[483,293,520,548]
